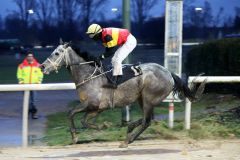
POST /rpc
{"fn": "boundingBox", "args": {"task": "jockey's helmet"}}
[86,24,102,38]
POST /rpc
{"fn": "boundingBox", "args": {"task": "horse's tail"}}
[171,73,206,102]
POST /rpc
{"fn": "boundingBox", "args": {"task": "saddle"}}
[104,64,143,85]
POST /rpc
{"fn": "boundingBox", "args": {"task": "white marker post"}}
[165,0,183,128]
[168,102,174,128]
[185,98,192,129]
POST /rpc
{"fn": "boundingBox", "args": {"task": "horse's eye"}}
[55,52,59,56]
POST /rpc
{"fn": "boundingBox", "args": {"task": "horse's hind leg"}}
[129,115,152,142]
[127,118,142,134]
[121,98,144,145]
[120,101,153,148]
[119,118,142,148]
[68,104,87,144]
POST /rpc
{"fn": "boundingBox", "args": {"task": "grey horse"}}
[41,42,205,147]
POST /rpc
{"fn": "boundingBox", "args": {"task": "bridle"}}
[45,45,95,73]
[46,46,72,73]
[44,45,111,87]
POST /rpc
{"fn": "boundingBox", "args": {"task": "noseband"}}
[45,46,95,73]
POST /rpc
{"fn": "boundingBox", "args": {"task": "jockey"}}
[86,23,137,88]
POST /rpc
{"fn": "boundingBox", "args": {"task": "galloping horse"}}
[41,41,205,147]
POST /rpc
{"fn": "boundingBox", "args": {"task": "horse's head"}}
[41,40,71,74]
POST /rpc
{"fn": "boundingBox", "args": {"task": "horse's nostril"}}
[40,64,45,70]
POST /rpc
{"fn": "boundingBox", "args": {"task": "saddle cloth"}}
[105,64,143,85]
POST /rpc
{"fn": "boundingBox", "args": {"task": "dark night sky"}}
[0,0,239,19]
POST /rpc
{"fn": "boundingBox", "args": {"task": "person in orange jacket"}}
[86,24,137,88]
[17,51,43,119]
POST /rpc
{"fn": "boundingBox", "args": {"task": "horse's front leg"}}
[81,110,102,130]
[68,104,87,144]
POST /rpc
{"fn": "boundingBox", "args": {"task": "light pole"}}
[28,9,34,14]
[195,7,203,12]
[26,9,35,27]
[121,0,131,126]
[111,8,118,12]
[111,7,120,20]
[194,7,204,39]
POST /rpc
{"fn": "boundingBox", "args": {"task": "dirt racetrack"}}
[1,140,240,160]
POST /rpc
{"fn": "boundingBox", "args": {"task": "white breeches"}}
[111,34,137,76]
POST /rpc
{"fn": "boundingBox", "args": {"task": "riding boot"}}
[31,112,38,119]
[30,106,38,119]
[103,75,121,89]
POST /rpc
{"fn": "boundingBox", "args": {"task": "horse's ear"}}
[65,41,72,48]
[59,38,63,45]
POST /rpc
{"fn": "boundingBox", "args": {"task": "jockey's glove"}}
[94,57,102,67]
[100,54,105,59]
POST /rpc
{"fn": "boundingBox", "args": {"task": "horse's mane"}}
[70,43,97,63]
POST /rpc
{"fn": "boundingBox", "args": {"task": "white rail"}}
[185,76,240,130]
[189,76,240,83]
[0,83,182,147]
[0,83,76,148]
[0,83,76,91]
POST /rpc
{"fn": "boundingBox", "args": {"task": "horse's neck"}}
[68,49,96,84]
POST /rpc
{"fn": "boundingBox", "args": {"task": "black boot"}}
[103,76,121,89]
[30,106,38,119]
[31,112,38,119]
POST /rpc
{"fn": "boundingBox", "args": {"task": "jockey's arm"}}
[101,34,115,59]
[101,47,115,59]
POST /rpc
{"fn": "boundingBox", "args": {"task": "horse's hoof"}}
[119,142,128,148]
[103,121,112,128]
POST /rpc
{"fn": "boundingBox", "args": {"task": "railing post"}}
[185,98,192,129]
[121,105,130,126]
[185,80,192,130]
[168,102,174,128]
[22,90,30,148]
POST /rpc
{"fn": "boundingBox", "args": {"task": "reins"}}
[68,61,95,66]
[46,46,110,87]
[75,68,112,88]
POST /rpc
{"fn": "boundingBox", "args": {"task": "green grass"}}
[44,94,240,146]
[44,102,185,146]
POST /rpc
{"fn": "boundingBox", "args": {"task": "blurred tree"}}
[12,0,36,26]
[4,14,25,39]
[223,16,234,28]
[55,0,79,25]
[184,1,213,27]
[188,7,203,27]
[76,0,108,30]
[0,15,3,30]
[234,7,240,31]
[34,0,57,45]
[202,1,213,27]
[132,0,158,36]
[183,0,196,26]
[214,7,224,27]
[235,7,240,16]
[36,0,54,28]
[54,0,80,41]
[141,17,165,43]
